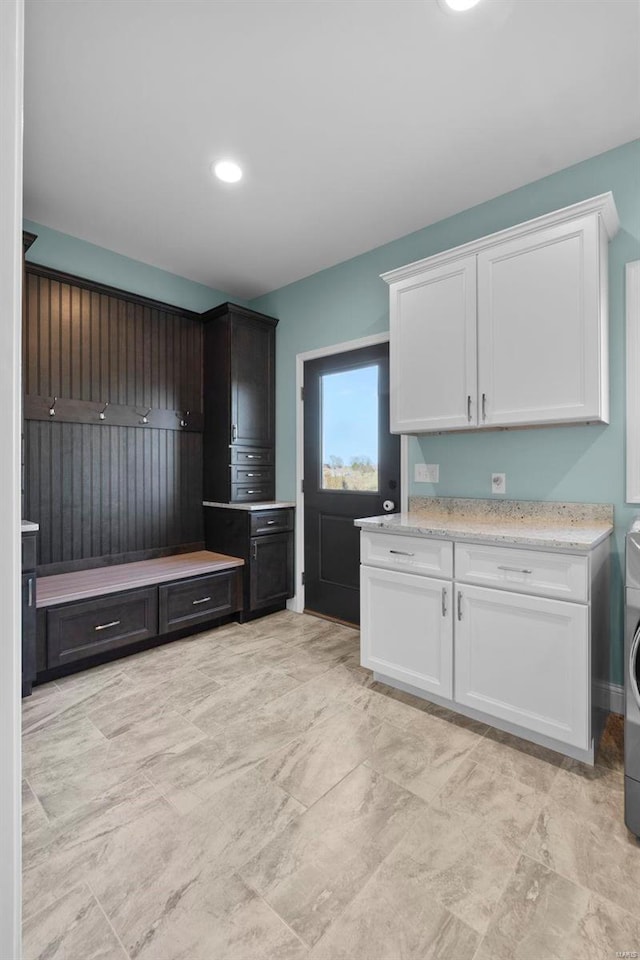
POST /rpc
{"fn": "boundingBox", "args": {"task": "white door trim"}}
[0,0,24,956]
[290,332,408,614]
[626,260,640,503]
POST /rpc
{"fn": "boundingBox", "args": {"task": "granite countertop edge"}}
[354,515,613,553]
[202,500,296,512]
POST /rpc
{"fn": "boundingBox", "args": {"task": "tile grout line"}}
[239,874,312,952]
[22,774,52,826]
[85,877,133,960]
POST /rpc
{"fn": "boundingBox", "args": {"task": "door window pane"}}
[321,364,379,492]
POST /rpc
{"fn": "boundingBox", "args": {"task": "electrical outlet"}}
[491,473,506,495]
[415,463,439,483]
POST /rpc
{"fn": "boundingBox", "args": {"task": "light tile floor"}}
[21,610,639,960]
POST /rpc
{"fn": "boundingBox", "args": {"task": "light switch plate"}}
[491,473,506,495]
[415,463,439,483]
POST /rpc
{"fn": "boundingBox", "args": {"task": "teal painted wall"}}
[251,138,640,687]
[23,220,234,313]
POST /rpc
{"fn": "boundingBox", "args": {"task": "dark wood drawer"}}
[231,482,275,503]
[47,587,158,668]
[250,509,294,537]
[230,465,275,486]
[22,533,37,572]
[230,446,273,466]
[158,570,241,634]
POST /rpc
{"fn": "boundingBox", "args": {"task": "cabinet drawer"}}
[231,482,275,503]
[22,533,37,572]
[230,446,274,466]
[159,571,241,634]
[455,543,588,602]
[250,509,294,537]
[231,465,275,486]
[360,531,453,579]
[47,587,158,668]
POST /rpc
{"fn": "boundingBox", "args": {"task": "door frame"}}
[290,332,408,614]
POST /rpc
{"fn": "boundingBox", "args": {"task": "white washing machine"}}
[625,521,640,837]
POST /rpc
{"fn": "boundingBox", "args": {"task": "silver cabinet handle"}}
[497,565,533,574]
[246,473,262,478]
[252,542,258,560]
[389,549,415,557]
[467,395,472,422]
[246,455,262,460]
[266,519,276,525]
[28,578,34,608]
[246,490,262,495]
[232,423,238,442]
[457,591,463,621]
[441,587,447,617]
[95,620,120,632]
[481,393,487,421]
[192,597,211,605]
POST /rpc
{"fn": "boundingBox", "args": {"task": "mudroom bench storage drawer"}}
[159,569,241,634]
[47,587,158,668]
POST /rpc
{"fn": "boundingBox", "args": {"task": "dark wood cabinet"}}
[204,506,294,618]
[202,304,278,503]
[22,530,37,697]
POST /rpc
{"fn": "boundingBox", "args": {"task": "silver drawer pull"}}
[192,597,211,605]
[266,519,277,525]
[94,620,120,631]
[497,565,533,574]
[246,490,262,495]
[246,455,262,460]
[389,549,415,557]
[441,587,447,617]
[246,473,262,478]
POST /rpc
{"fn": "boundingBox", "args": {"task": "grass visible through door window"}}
[321,364,379,492]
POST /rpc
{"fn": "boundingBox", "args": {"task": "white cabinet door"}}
[389,255,477,433]
[477,214,606,427]
[454,584,589,749]
[361,565,452,698]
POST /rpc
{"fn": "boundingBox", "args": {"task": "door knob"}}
[382,500,395,512]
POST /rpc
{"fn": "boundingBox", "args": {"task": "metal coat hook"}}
[140,407,151,425]
[177,410,190,428]
[99,401,109,421]
[49,397,57,417]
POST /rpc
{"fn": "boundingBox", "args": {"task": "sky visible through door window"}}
[321,364,379,491]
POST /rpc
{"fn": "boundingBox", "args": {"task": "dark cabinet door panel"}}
[158,570,241,634]
[47,587,158,667]
[230,316,275,448]
[250,533,294,611]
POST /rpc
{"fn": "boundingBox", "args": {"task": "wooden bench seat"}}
[37,550,244,608]
[36,550,245,676]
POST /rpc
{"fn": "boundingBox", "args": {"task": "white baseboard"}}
[594,679,624,716]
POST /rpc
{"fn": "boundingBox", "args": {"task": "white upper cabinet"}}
[390,256,477,433]
[383,194,619,434]
[477,215,606,427]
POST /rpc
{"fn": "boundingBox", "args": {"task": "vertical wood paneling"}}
[24,269,204,566]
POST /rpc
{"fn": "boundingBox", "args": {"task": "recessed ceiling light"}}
[212,160,243,184]
[438,0,483,11]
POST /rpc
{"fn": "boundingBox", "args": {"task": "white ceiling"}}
[23,0,640,300]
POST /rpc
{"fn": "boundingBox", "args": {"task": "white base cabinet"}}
[454,584,589,749]
[359,530,610,762]
[361,565,452,699]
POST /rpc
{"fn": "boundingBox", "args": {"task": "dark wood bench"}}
[35,550,244,679]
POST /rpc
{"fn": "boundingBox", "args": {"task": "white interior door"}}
[361,564,452,698]
[390,255,477,433]
[454,584,589,749]
[477,215,604,426]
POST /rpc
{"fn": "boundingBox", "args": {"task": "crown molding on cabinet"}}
[380,192,620,285]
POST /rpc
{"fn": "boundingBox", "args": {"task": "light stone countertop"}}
[22,520,39,532]
[203,501,295,512]
[355,498,614,553]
